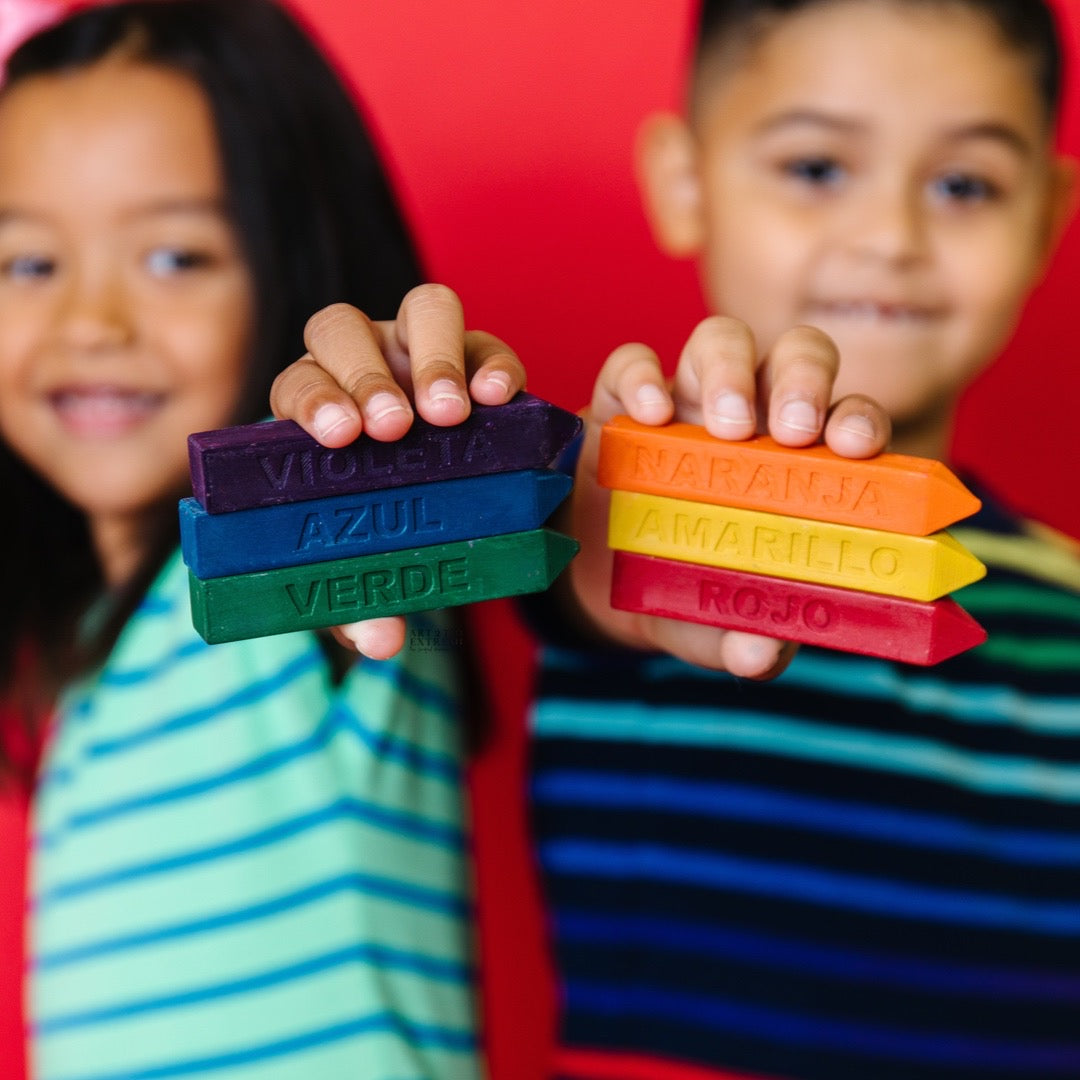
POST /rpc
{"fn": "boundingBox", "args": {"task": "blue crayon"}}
[180,468,573,578]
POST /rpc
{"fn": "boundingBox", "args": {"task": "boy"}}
[531,2,1080,1078]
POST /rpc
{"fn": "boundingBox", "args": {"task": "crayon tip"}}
[536,470,575,521]
[932,532,987,597]
[923,463,982,533]
[541,529,581,580]
[929,599,987,664]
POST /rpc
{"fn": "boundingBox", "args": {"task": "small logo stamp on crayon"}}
[408,625,467,652]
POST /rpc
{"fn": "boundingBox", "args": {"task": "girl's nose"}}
[56,267,134,351]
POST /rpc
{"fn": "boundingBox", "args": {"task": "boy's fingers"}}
[639,616,797,679]
[674,315,758,438]
[270,302,414,445]
[762,325,841,446]
[464,330,527,406]
[394,284,471,426]
[824,394,892,458]
[591,342,673,424]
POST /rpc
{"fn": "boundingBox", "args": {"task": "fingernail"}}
[429,378,465,405]
[743,637,784,674]
[636,383,668,412]
[313,403,352,441]
[483,370,513,396]
[339,621,378,657]
[366,392,408,424]
[777,398,819,434]
[837,414,876,440]
[713,391,753,426]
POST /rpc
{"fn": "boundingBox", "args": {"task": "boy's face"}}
[640,1,1074,451]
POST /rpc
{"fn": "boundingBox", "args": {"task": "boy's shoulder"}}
[951,478,1080,597]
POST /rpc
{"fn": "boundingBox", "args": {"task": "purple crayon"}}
[189,392,582,513]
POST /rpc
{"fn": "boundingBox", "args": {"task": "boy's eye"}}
[2,253,55,281]
[145,247,213,276]
[932,172,998,203]
[784,156,845,187]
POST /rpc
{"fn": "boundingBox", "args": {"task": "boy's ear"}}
[635,112,705,257]
[1042,154,1080,259]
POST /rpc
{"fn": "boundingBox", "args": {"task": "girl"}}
[0,2,523,1077]
[0,3,893,1077]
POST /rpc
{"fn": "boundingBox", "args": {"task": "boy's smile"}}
[640,0,1072,456]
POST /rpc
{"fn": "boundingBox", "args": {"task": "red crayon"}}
[610,551,987,666]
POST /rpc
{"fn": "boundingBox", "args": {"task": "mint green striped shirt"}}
[29,550,480,1080]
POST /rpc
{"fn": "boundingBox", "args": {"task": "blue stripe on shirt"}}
[33,872,470,971]
[45,1011,476,1080]
[35,796,464,906]
[567,979,1080,1072]
[84,649,325,758]
[540,648,1080,729]
[533,770,1080,865]
[532,702,1080,800]
[542,839,1080,934]
[35,941,472,1034]
[557,910,1080,1002]
[39,702,459,847]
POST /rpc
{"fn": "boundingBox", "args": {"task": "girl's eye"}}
[145,247,213,276]
[784,156,845,188]
[932,172,998,204]
[2,253,55,281]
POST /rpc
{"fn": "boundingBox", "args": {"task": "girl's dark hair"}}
[696,0,1064,123]
[0,0,425,771]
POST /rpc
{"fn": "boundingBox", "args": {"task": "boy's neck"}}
[887,404,954,462]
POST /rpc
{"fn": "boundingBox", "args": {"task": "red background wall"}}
[283,2,1080,1078]
[8,2,1070,1077]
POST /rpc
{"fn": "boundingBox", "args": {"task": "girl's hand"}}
[269,285,525,659]
[567,316,892,680]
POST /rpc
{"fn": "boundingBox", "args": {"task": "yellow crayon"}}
[607,490,986,601]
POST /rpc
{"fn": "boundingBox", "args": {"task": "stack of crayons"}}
[180,393,582,644]
[599,416,988,665]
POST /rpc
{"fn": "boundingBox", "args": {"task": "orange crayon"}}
[598,416,980,536]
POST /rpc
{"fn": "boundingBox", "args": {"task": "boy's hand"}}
[568,316,892,679]
[268,284,525,659]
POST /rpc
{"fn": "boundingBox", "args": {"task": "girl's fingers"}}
[464,329,527,406]
[331,617,407,660]
[761,325,840,447]
[273,288,526,450]
[673,316,759,438]
[270,302,413,445]
[591,342,673,424]
[393,284,471,425]
[389,285,526,421]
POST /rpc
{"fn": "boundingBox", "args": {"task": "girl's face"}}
[0,58,254,583]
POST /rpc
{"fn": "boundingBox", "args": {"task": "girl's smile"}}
[46,383,169,440]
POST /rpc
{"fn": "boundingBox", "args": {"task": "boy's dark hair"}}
[0,0,425,768]
[695,0,1064,123]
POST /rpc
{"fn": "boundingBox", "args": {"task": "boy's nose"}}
[846,183,928,266]
[56,269,134,351]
